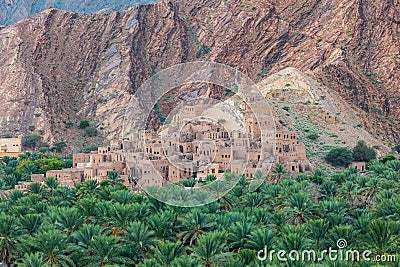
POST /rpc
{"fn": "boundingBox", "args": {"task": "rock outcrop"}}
[0,0,398,149]
[0,0,153,25]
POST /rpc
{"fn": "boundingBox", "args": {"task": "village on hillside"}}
[0,84,378,192]
[0,94,371,192]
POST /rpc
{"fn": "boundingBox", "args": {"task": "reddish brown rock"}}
[0,0,398,149]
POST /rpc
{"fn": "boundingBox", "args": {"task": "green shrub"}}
[196,44,211,58]
[379,155,396,164]
[352,140,377,162]
[23,134,42,149]
[50,141,67,153]
[79,120,90,129]
[307,133,319,140]
[64,121,74,129]
[38,147,48,153]
[325,147,353,167]
[84,127,98,137]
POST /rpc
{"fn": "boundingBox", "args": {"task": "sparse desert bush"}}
[307,133,319,140]
[84,127,98,137]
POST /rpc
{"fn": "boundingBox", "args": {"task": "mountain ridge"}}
[0,0,155,25]
[0,0,399,150]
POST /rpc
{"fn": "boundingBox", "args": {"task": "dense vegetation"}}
[0,153,70,190]
[325,141,378,167]
[0,158,399,266]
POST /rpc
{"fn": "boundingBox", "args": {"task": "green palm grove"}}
[0,157,399,266]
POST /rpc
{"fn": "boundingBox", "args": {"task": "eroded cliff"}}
[0,0,399,149]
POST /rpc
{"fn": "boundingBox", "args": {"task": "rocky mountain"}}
[0,0,153,25]
[259,67,391,168]
[0,0,399,150]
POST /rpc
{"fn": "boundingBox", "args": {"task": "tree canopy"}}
[352,140,377,162]
[325,147,353,167]
[0,156,399,266]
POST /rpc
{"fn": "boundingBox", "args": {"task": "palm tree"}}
[284,193,315,224]
[177,210,217,245]
[122,221,155,262]
[319,180,337,198]
[54,207,84,235]
[227,221,253,251]
[17,252,48,267]
[19,214,43,235]
[75,196,98,220]
[147,210,177,241]
[81,234,133,266]
[76,180,100,198]
[338,181,360,206]
[218,192,235,211]
[238,249,257,266]
[191,232,229,267]
[2,174,17,189]
[280,232,311,252]
[386,159,400,171]
[246,228,275,251]
[44,177,59,198]
[55,186,76,206]
[106,170,125,186]
[252,207,273,227]
[0,215,23,266]
[271,164,287,184]
[107,203,136,228]
[307,219,329,249]
[72,224,106,252]
[249,170,266,192]
[21,163,38,179]
[363,220,397,255]
[368,161,387,178]
[328,225,360,249]
[152,240,185,267]
[309,169,327,185]
[206,179,230,200]
[110,190,135,204]
[7,190,24,203]
[167,254,201,266]
[28,182,44,195]
[181,178,197,188]
[318,197,350,218]
[242,192,265,208]
[21,228,73,267]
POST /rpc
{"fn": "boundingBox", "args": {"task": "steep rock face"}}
[0,3,191,148]
[0,0,152,25]
[0,0,399,149]
[178,0,400,141]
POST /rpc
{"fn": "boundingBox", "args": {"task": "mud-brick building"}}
[0,135,24,158]
[349,162,366,172]
[274,128,311,173]
[44,142,129,188]
[46,168,84,188]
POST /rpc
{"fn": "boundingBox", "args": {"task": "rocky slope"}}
[0,0,152,25]
[259,67,391,168]
[0,0,399,151]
